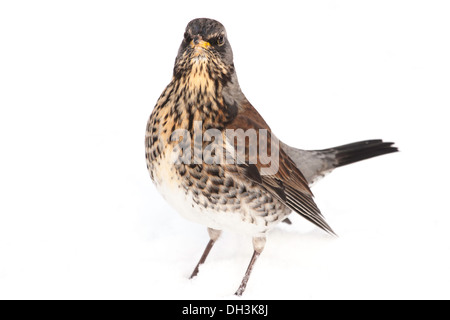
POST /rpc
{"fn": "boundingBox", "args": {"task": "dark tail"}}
[326,140,398,168]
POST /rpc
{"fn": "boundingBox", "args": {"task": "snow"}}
[1,1,450,299]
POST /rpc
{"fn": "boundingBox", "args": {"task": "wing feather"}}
[225,100,335,235]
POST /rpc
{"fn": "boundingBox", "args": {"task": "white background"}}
[1,0,449,299]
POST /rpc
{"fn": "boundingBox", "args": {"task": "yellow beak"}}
[190,39,211,49]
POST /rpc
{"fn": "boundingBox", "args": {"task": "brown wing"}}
[225,100,335,235]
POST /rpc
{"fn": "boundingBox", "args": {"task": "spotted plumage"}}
[145,18,398,296]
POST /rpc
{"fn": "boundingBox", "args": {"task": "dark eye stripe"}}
[208,35,225,46]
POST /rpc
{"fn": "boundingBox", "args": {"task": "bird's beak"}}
[190,39,211,50]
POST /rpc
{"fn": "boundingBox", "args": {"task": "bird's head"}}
[174,18,234,78]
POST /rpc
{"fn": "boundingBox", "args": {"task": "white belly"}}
[151,153,270,236]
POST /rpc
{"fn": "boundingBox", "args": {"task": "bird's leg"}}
[189,228,222,279]
[235,236,266,296]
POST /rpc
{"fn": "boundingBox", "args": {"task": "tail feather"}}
[326,140,398,168]
[281,139,398,185]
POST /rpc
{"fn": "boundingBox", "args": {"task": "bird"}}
[145,18,398,296]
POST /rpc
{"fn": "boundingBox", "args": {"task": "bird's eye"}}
[216,35,225,46]
[184,32,191,42]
